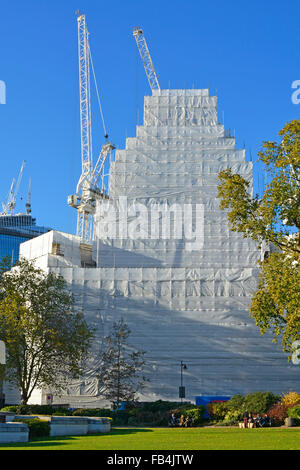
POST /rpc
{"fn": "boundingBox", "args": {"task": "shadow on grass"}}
[0,427,153,449]
[110,427,153,435]
[0,436,77,449]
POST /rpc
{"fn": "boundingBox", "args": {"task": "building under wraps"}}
[9,89,299,406]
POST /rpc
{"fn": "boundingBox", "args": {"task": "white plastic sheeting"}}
[94,89,256,271]
[18,89,300,406]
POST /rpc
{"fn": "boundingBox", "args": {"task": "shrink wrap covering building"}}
[16,89,300,407]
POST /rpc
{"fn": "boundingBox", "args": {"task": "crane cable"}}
[89,45,108,139]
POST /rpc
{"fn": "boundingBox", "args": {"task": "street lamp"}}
[179,361,187,403]
[0,341,6,409]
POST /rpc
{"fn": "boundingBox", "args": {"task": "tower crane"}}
[1,160,26,215]
[26,177,32,215]
[2,179,15,215]
[133,27,160,92]
[68,12,115,242]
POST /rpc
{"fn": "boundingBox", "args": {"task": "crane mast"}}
[1,160,26,215]
[68,13,114,242]
[2,179,15,214]
[77,13,93,181]
[133,27,160,92]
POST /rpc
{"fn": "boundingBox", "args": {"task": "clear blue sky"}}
[0,0,299,233]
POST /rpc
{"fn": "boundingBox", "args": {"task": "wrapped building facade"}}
[13,89,299,406]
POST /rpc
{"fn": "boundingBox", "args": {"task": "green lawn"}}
[0,426,299,450]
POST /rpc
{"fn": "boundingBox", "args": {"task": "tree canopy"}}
[217,119,300,358]
[0,257,94,404]
[217,119,299,256]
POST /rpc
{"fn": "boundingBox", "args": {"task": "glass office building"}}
[0,214,51,265]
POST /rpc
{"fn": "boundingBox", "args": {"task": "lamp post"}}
[0,341,6,408]
[179,361,187,403]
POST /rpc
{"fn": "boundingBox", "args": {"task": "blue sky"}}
[0,0,299,234]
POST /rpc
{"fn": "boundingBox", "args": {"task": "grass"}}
[0,426,300,450]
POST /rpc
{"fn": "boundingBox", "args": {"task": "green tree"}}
[0,255,15,284]
[97,318,147,410]
[0,257,94,404]
[250,251,300,355]
[217,119,300,358]
[0,256,14,399]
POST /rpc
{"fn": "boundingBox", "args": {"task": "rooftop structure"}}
[0,214,51,265]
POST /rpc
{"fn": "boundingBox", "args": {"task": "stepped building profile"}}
[12,89,300,407]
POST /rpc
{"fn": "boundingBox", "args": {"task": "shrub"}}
[135,411,156,425]
[288,404,300,419]
[52,410,70,416]
[169,405,205,426]
[206,403,214,418]
[222,410,243,426]
[112,413,130,425]
[183,407,205,425]
[15,405,31,415]
[14,418,50,438]
[0,406,18,413]
[142,401,186,413]
[32,405,70,416]
[282,392,300,408]
[209,402,230,421]
[226,392,280,415]
[123,410,168,427]
[153,411,169,426]
[127,416,138,426]
[128,408,138,417]
[267,402,289,426]
[288,405,300,425]
[1,404,71,416]
[226,394,245,412]
[72,408,113,418]
[243,392,280,415]
[72,407,165,425]
[116,401,205,427]
[72,408,89,416]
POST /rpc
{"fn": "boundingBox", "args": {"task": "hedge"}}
[14,418,50,438]
[1,404,70,416]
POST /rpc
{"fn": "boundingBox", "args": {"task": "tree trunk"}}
[21,393,28,405]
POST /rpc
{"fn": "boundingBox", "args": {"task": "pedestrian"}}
[169,413,176,427]
[179,414,185,427]
[243,410,249,428]
[184,415,192,427]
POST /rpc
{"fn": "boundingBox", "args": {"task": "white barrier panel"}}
[0,423,29,443]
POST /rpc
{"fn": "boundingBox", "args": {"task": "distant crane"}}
[26,177,32,215]
[133,27,160,92]
[1,160,26,215]
[2,179,15,215]
[68,12,115,242]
